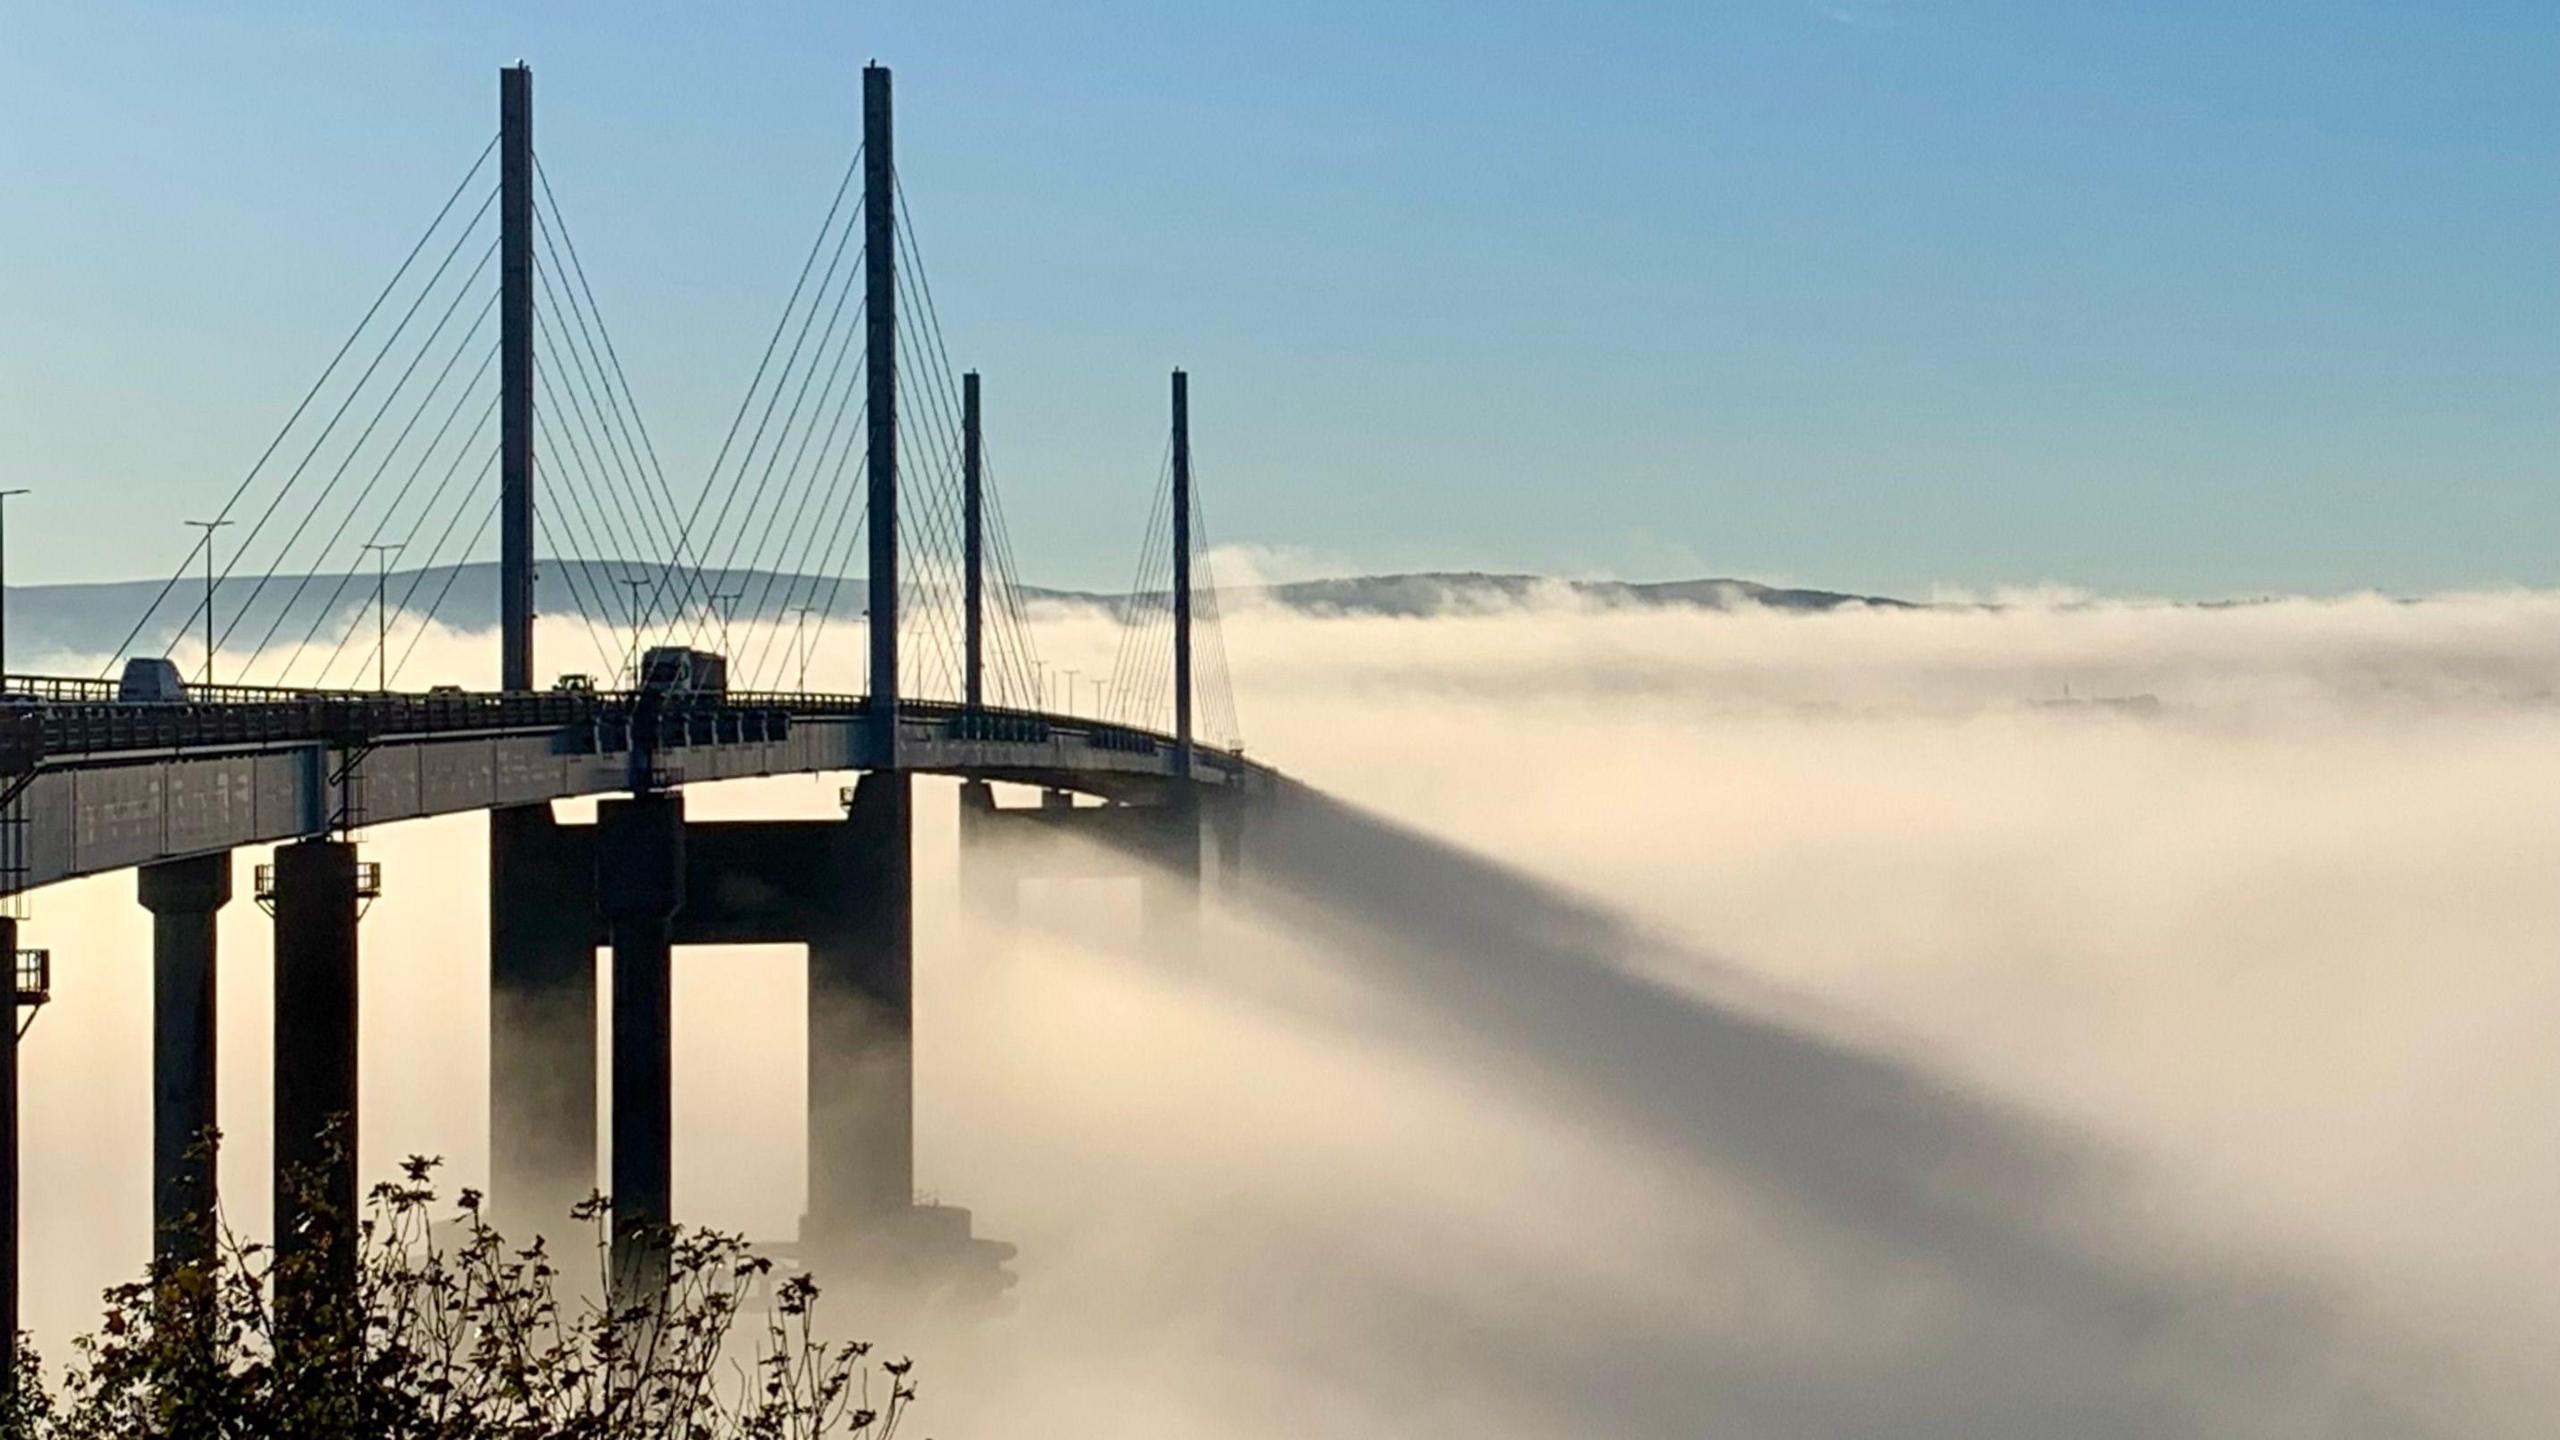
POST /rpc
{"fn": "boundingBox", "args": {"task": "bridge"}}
[0,60,1287,1357]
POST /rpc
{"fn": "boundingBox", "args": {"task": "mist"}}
[15,585,2559,1435]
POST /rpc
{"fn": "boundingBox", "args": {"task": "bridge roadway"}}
[0,675,1276,893]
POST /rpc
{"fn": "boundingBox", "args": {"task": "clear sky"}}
[3,1,2553,597]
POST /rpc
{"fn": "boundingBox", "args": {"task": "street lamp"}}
[183,518,234,686]
[359,542,403,693]
[0,489,29,681]
[711,589,743,653]
[792,604,820,693]
[1058,668,1079,715]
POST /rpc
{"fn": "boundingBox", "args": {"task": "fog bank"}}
[16,587,2560,1435]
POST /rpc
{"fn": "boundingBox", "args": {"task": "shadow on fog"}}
[1228,780,2420,1438]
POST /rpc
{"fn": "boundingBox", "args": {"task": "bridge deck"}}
[0,678,1269,893]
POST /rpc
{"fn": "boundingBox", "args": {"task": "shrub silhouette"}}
[2,1152,917,1439]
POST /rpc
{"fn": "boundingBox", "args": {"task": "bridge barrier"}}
[945,711,1052,744]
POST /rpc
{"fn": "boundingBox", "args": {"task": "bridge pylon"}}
[499,61,537,692]
[1172,369,1194,773]
[964,371,984,712]
[863,62,899,759]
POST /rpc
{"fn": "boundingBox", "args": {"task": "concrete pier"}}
[140,852,230,1268]
[1,917,18,1393]
[1140,787,1205,951]
[489,805,600,1241]
[958,783,1215,952]
[808,772,914,1238]
[956,780,1017,928]
[597,793,684,1299]
[477,769,1007,1298]
[270,839,361,1299]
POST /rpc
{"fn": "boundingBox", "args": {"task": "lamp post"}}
[704,589,741,657]
[792,604,819,693]
[614,578,659,689]
[359,542,403,693]
[1058,668,1079,716]
[182,519,233,686]
[0,490,28,681]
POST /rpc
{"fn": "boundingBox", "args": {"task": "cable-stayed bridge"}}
[0,62,1281,1353]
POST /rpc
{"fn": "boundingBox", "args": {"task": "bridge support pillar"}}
[1139,786,1205,952]
[270,839,361,1309]
[956,781,1015,929]
[597,793,683,1301]
[140,852,231,1269]
[653,785,1001,1293]
[956,785,1219,953]
[489,805,600,1243]
[480,775,999,1299]
[807,772,912,1243]
[1207,789,1248,890]
[1,918,18,1399]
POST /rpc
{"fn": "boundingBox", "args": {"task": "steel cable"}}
[659,149,863,638]
[102,137,499,676]
[170,212,498,666]
[266,334,502,682]
[317,414,498,686]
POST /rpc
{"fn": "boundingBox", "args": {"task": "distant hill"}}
[0,562,1919,665]
[1245,572,1914,618]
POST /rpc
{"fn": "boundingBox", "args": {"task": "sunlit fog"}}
[15,584,2557,1436]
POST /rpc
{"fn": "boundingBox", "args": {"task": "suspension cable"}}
[180,223,500,663]
[657,146,863,635]
[101,137,499,676]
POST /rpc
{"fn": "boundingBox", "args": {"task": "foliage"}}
[1,1156,917,1439]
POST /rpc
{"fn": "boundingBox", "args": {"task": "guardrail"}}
[3,673,385,707]
[28,690,604,765]
[0,676,1249,779]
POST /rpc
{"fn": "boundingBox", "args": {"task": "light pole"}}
[1093,678,1110,720]
[792,605,819,692]
[0,489,28,681]
[614,578,658,688]
[1058,668,1079,716]
[183,519,233,686]
[711,589,743,654]
[360,542,403,693]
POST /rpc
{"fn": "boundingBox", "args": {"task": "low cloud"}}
[14,588,2559,1434]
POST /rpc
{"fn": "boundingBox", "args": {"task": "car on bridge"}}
[116,658,188,704]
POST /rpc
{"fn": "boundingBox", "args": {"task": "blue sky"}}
[2,1,2553,596]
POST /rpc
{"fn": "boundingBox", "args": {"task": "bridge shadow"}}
[1219,782,2425,1438]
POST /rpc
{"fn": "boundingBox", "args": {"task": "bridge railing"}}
[0,676,1251,782]
[15,687,608,769]
[2,673,387,708]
